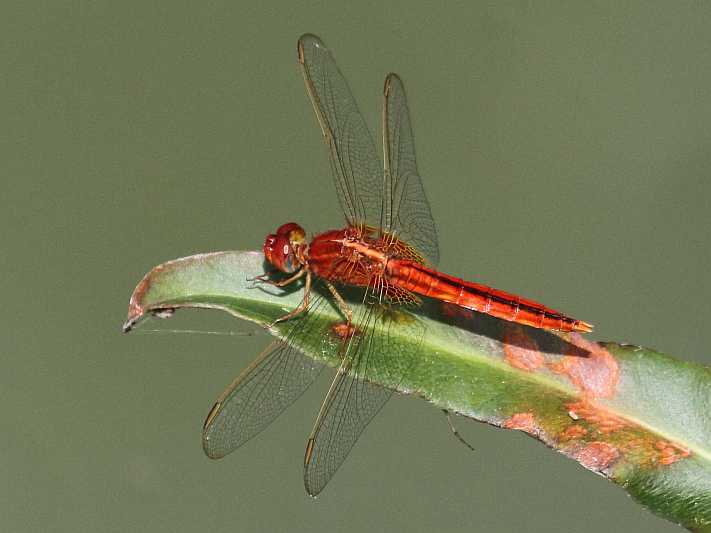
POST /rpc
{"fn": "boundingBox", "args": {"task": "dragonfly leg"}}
[325,280,353,325]
[250,268,305,287]
[443,410,475,452]
[271,271,312,325]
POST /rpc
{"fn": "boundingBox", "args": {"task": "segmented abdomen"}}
[386,259,592,333]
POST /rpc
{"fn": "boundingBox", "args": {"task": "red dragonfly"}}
[202,34,592,496]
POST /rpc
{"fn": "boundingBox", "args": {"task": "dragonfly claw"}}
[247,273,277,289]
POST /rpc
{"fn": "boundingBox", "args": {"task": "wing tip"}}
[383,72,404,97]
[201,403,227,459]
[200,434,225,460]
[297,33,326,63]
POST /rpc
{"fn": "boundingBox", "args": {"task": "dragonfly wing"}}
[303,303,424,496]
[383,73,439,265]
[202,298,328,459]
[297,34,383,230]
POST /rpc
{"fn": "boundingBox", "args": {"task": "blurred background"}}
[2,2,709,531]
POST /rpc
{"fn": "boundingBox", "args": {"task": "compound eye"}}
[263,234,278,265]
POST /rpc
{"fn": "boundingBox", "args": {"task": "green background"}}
[3,2,710,531]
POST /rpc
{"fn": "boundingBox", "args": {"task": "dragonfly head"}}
[263,222,306,273]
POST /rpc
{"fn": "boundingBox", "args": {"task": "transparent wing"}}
[383,73,439,265]
[297,34,383,230]
[303,302,424,496]
[201,298,328,459]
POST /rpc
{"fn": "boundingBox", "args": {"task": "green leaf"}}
[123,250,711,531]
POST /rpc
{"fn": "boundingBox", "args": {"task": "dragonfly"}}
[201,33,593,497]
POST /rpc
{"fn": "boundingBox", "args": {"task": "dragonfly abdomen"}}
[386,260,592,333]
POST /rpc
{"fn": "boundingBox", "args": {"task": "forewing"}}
[297,34,383,229]
[303,303,424,496]
[383,73,439,265]
[202,298,328,459]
